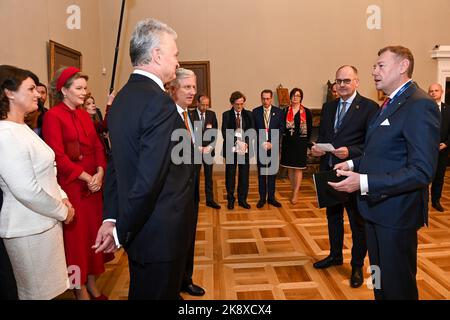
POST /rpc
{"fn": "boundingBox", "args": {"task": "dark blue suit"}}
[431,102,450,205]
[353,83,440,299]
[317,93,378,267]
[104,74,195,299]
[252,105,284,201]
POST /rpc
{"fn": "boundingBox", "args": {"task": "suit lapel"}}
[366,83,418,141]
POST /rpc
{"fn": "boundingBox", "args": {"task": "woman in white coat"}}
[0,65,75,300]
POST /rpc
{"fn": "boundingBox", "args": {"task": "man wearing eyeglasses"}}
[311,65,378,288]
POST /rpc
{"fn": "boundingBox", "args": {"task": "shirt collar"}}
[388,79,413,99]
[339,90,357,106]
[133,69,165,91]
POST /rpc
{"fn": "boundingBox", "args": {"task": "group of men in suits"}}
[89,15,442,301]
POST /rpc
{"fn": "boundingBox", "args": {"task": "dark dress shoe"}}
[227,202,234,210]
[238,201,251,209]
[256,199,266,208]
[268,198,282,207]
[350,267,364,288]
[206,201,221,209]
[181,283,205,296]
[313,255,343,269]
[432,202,444,212]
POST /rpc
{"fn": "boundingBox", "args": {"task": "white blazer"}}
[0,121,68,238]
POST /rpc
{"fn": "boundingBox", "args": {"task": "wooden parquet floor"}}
[65,170,450,300]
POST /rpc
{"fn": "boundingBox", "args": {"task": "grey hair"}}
[169,68,196,88]
[130,18,177,67]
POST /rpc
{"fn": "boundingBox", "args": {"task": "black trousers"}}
[128,255,187,300]
[365,221,419,300]
[431,149,449,204]
[225,162,249,203]
[183,165,200,286]
[326,193,367,267]
[202,161,215,202]
[257,165,277,201]
[0,238,18,300]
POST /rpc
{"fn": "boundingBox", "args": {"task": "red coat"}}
[42,102,110,284]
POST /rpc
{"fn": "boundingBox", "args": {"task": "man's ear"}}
[152,48,161,65]
[399,58,410,75]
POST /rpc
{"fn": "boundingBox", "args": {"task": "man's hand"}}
[92,221,118,254]
[328,170,360,193]
[311,143,326,157]
[333,161,350,171]
[439,143,447,151]
[332,147,349,160]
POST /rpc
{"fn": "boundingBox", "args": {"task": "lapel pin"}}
[356,105,360,110]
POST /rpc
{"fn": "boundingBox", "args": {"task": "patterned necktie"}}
[380,97,391,115]
[335,101,347,131]
[200,112,205,129]
[236,112,241,129]
[264,108,270,129]
[183,111,191,136]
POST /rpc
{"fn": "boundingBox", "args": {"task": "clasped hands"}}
[92,221,119,254]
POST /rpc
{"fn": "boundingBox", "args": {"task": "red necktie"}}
[380,97,391,113]
[236,112,241,129]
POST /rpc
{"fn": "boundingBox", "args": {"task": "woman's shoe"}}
[89,293,108,300]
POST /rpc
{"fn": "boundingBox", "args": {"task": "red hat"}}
[56,67,80,91]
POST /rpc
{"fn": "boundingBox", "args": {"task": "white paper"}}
[315,143,335,152]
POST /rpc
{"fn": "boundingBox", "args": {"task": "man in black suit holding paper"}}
[311,65,378,288]
[428,83,450,212]
[94,18,195,300]
[222,91,255,210]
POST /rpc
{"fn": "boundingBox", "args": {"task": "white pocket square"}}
[380,119,390,126]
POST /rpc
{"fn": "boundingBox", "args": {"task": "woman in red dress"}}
[42,67,110,300]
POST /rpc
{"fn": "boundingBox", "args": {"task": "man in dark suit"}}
[252,89,284,208]
[222,91,255,210]
[0,190,18,300]
[331,46,440,299]
[428,83,450,212]
[311,65,378,288]
[94,18,195,300]
[168,68,205,297]
[190,95,221,209]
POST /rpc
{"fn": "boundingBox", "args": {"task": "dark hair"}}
[229,91,246,105]
[37,82,47,92]
[0,65,38,120]
[260,89,273,97]
[378,45,414,78]
[289,87,303,102]
[197,94,209,103]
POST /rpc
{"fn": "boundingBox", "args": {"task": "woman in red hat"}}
[42,67,111,300]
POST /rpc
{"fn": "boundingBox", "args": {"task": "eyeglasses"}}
[335,79,354,85]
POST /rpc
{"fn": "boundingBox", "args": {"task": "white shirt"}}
[133,69,165,91]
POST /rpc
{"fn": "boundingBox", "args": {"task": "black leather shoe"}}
[313,255,343,269]
[432,202,445,212]
[227,202,234,210]
[181,283,205,296]
[256,199,266,208]
[268,198,282,207]
[350,267,364,288]
[206,201,221,209]
[238,201,251,209]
